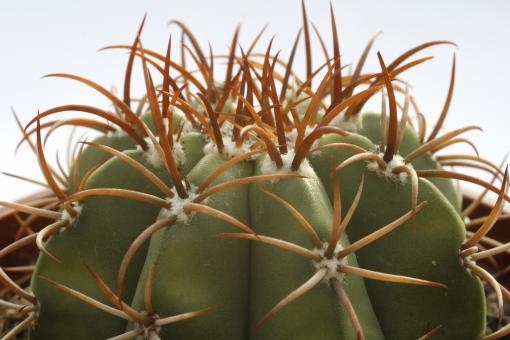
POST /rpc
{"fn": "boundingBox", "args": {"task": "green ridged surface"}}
[30,128,485,339]
[31,132,204,339]
[358,112,462,211]
[310,132,485,339]
[130,152,252,339]
[248,158,383,339]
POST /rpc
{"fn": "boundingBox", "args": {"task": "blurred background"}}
[0,0,509,201]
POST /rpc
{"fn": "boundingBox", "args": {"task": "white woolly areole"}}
[259,150,314,180]
[203,139,252,160]
[160,184,199,224]
[220,122,231,135]
[136,312,161,340]
[172,140,186,166]
[366,152,412,183]
[312,242,348,283]
[137,137,186,169]
[285,126,316,150]
[462,253,477,275]
[61,204,82,226]
[137,137,162,168]
[204,122,255,160]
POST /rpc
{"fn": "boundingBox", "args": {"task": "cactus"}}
[1,2,510,339]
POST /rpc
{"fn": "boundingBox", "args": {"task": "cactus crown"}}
[1,2,510,339]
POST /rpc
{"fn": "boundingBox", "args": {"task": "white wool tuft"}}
[135,312,162,340]
[137,137,187,168]
[204,122,256,160]
[285,126,316,150]
[220,122,232,135]
[259,150,314,181]
[172,140,187,166]
[143,137,163,168]
[160,184,199,224]
[203,139,252,160]
[61,204,82,226]
[312,242,348,283]
[203,142,216,156]
[366,152,412,183]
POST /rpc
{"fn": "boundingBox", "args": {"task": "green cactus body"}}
[248,158,384,339]
[66,133,137,194]
[347,172,485,339]
[130,151,252,339]
[309,132,486,338]
[358,112,462,211]
[309,132,377,203]
[26,128,486,339]
[30,135,204,339]
[5,6,506,339]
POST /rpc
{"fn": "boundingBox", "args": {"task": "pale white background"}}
[0,0,509,201]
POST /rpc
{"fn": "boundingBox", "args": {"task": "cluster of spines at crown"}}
[1,1,509,339]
